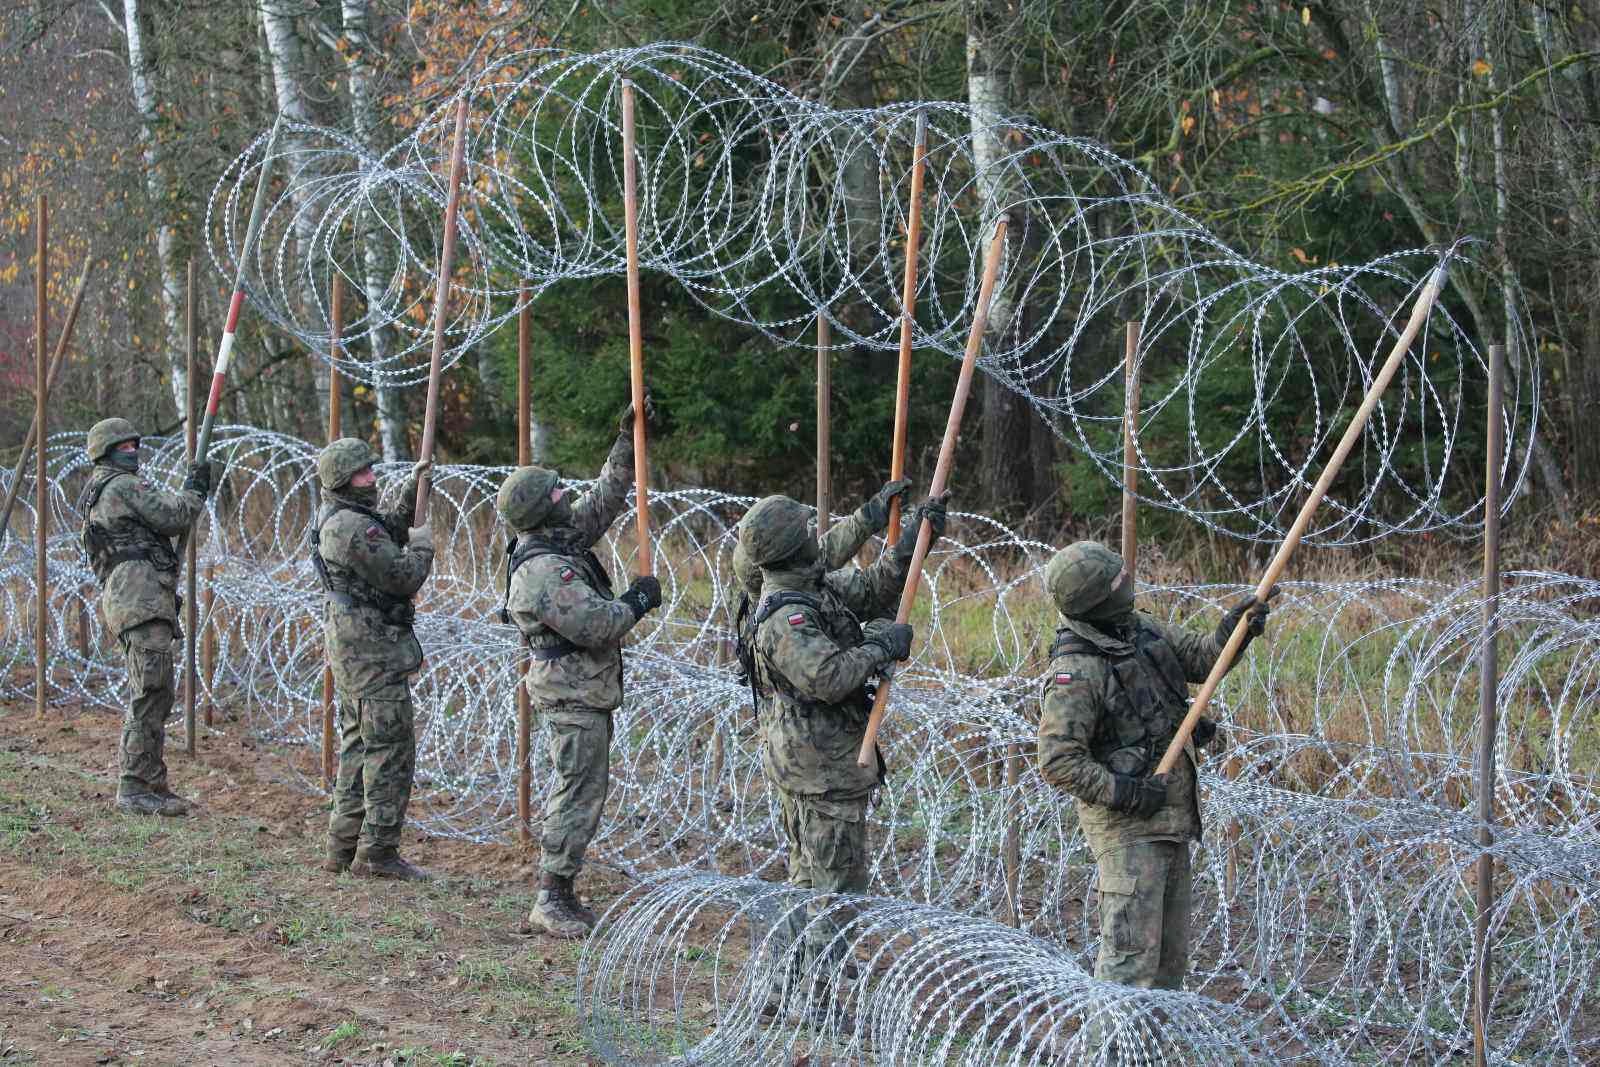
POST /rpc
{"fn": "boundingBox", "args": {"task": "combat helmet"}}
[731,540,762,597]
[1045,541,1125,618]
[737,495,813,569]
[496,466,562,531]
[86,418,140,463]
[318,438,376,491]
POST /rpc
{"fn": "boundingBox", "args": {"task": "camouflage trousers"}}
[327,681,416,851]
[774,791,868,974]
[118,620,174,798]
[1092,838,1193,990]
[539,708,612,878]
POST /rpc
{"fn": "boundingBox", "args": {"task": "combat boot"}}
[116,793,171,816]
[349,845,433,882]
[320,843,356,874]
[152,787,192,816]
[528,873,589,939]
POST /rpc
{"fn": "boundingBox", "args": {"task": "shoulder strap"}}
[79,469,128,517]
[1048,628,1105,661]
[754,590,824,630]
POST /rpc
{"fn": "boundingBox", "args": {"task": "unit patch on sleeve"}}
[787,612,807,627]
[559,567,576,583]
[1054,672,1074,685]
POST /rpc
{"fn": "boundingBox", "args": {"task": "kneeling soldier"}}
[1037,541,1271,991]
[80,419,212,816]
[498,403,661,938]
[313,439,435,880]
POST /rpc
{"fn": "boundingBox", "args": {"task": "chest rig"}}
[310,503,415,626]
[79,470,178,586]
[500,533,614,660]
[1050,618,1191,775]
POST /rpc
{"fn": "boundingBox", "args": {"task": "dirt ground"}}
[0,697,640,1067]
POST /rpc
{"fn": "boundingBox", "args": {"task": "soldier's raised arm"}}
[828,491,949,620]
[818,477,911,570]
[1146,590,1274,682]
[570,404,644,548]
[118,469,205,537]
[379,459,433,543]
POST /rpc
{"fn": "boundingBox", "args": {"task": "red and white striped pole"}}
[196,119,281,461]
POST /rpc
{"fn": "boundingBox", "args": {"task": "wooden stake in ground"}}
[321,274,344,790]
[620,82,653,575]
[184,258,199,756]
[0,258,91,542]
[516,286,533,844]
[34,193,48,722]
[413,97,470,525]
[1472,343,1505,1067]
[202,562,216,726]
[857,217,1009,767]
[817,311,832,535]
[1121,321,1142,572]
[1153,262,1451,776]
[886,113,929,546]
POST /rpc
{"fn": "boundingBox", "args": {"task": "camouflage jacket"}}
[315,483,433,696]
[80,467,203,637]
[751,550,910,800]
[1038,611,1228,849]
[507,434,638,712]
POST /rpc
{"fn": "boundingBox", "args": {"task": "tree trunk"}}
[122,0,187,420]
[968,0,1033,516]
[340,0,407,460]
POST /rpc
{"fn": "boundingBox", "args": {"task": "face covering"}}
[337,482,379,509]
[1079,569,1136,625]
[106,448,139,474]
[543,495,575,530]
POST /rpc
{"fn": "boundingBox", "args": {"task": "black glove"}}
[861,619,914,662]
[616,395,657,436]
[183,461,212,499]
[859,478,912,531]
[620,575,662,620]
[1215,587,1276,651]
[1193,717,1218,749]
[894,491,951,565]
[1109,772,1168,819]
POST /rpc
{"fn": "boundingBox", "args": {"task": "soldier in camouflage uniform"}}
[498,403,662,938]
[313,439,435,881]
[737,489,947,1006]
[1036,541,1271,992]
[79,419,213,816]
[730,477,911,605]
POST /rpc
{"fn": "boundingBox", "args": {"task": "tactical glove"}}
[620,575,663,620]
[398,459,432,506]
[616,395,657,436]
[1193,717,1219,749]
[183,461,212,499]
[893,491,951,566]
[407,524,434,552]
[1109,772,1168,819]
[1215,586,1276,652]
[858,478,912,532]
[861,619,914,662]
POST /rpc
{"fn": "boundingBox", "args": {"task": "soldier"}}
[313,439,435,881]
[498,403,662,938]
[1036,541,1271,992]
[729,477,911,606]
[737,488,947,1011]
[79,418,212,816]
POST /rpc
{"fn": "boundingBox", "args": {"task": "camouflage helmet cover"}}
[737,495,812,569]
[496,465,561,531]
[731,540,762,598]
[86,417,140,462]
[1045,541,1125,617]
[318,438,377,490]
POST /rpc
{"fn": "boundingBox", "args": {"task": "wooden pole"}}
[184,259,198,756]
[516,287,533,844]
[413,96,470,526]
[817,311,832,535]
[1154,263,1450,776]
[1003,743,1021,926]
[857,218,1008,766]
[34,194,48,722]
[620,82,653,575]
[1120,321,1142,573]
[202,562,216,726]
[0,257,91,543]
[321,274,343,790]
[886,114,929,546]
[1472,343,1505,1067]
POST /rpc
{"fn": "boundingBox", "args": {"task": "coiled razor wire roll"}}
[2,429,1598,1061]
[209,43,1535,546]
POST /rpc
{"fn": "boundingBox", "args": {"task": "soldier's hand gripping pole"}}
[1153,256,1453,776]
[621,81,653,574]
[857,216,1008,767]
[413,96,470,526]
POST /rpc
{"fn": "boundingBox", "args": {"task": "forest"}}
[2,0,1596,541]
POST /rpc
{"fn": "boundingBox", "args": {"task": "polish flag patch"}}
[365,524,383,540]
[559,567,576,583]
[787,612,807,627]
[1055,672,1074,685]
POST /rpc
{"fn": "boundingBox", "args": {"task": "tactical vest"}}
[79,469,179,586]
[1050,619,1191,774]
[500,533,614,660]
[311,503,415,627]
[744,587,872,715]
